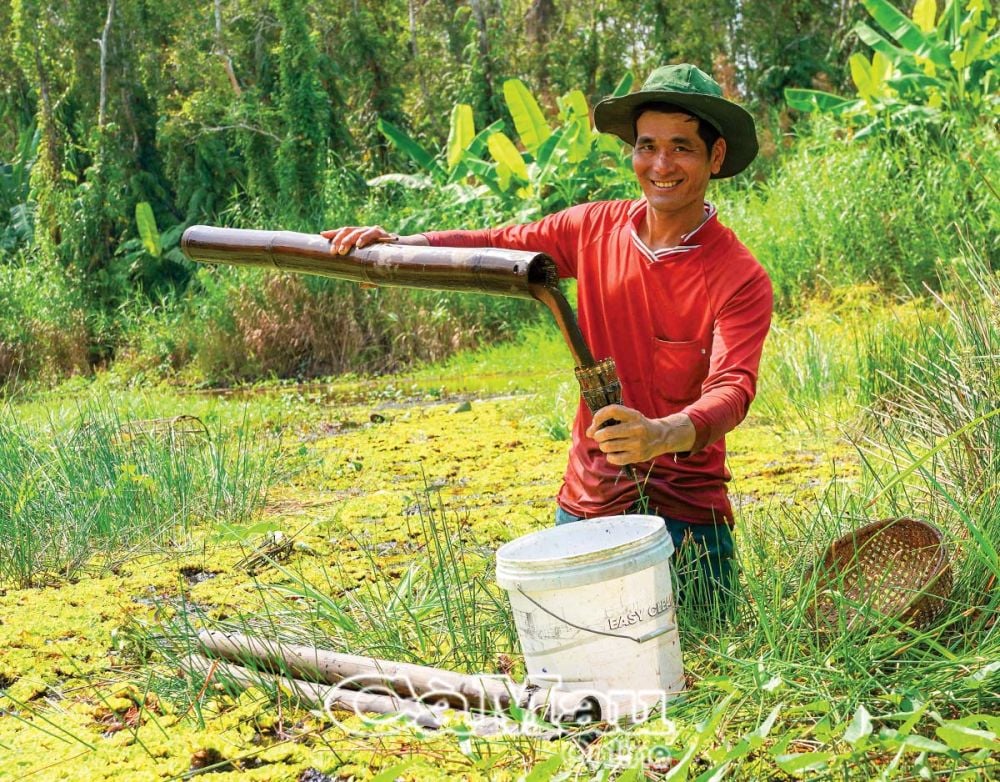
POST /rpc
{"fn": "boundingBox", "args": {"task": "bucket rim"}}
[495,514,672,573]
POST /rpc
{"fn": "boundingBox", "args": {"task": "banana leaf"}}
[446,104,474,171]
[377,118,444,180]
[784,88,859,116]
[502,78,551,155]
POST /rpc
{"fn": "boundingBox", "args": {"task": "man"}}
[323,64,773,609]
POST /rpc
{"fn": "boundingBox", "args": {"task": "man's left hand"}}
[586,405,697,465]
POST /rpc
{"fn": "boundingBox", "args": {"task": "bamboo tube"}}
[197,630,517,712]
[181,226,558,300]
[183,652,444,729]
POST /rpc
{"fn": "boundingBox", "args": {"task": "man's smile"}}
[650,179,681,189]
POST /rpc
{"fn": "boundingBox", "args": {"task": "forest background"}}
[0,0,996,390]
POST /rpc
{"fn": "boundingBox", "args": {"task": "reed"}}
[0,401,279,587]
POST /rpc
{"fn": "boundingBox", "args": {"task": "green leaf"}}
[855,21,912,63]
[872,51,893,87]
[487,132,529,183]
[135,201,161,258]
[467,118,505,158]
[502,78,551,154]
[784,88,858,115]
[936,722,1000,751]
[965,660,1000,688]
[851,53,876,101]
[558,89,590,123]
[898,734,953,754]
[913,0,937,32]
[750,705,782,742]
[447,103,475,170]
[774,752,835,775]
[958,25,990,69]
[611,70,635,97]
[786,699,832,716]
[377,118,442,178]
[694,763,730,782]
[524,753,563,782]
[533,127,565,178]
[844,704,874,748]
[371,759,418,782]
[862,0,934,52]
[860,0,952,67]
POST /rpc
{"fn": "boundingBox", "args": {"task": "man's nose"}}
[651,151,674,172]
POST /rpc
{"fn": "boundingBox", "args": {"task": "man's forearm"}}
[650,413,697,456]
[398,233,430,246]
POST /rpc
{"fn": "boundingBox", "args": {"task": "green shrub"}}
[137,265,542,386]
[0,250,90,388]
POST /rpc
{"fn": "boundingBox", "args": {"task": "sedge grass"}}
[0,400,281,588]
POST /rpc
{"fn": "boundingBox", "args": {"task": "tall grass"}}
[853,251,999,628]
[0,401,280,587]
[169,484,516,674]
[719,122,998,309]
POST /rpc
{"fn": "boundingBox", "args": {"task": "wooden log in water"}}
[197,629,517,712]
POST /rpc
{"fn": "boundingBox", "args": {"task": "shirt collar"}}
[628,200,717,263]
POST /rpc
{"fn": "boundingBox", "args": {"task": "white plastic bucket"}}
[496,515,684,720]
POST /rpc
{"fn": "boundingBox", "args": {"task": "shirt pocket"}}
[652,338,710,404]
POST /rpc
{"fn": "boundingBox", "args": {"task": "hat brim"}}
[594,91,758,178]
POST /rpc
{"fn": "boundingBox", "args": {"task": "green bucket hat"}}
[594,63,758,178]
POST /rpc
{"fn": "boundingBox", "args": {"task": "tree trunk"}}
[214,0,242,96]
[97,0,116,129]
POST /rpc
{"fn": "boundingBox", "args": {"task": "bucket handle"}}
[516,587,675,644]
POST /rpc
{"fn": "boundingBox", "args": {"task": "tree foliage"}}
[0,0,988,384]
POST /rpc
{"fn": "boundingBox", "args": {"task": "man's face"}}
[631,111,726,218]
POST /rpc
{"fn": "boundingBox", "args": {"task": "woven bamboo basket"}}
[806,517,952,632]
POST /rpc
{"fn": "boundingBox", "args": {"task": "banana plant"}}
[785,0,999,136]
[464,72,635,213]
[371,73,635,217]
[0,125,37,253]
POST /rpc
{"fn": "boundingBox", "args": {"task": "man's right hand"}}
[320,226,429,255]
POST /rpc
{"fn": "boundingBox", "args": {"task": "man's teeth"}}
[652,180,680,188]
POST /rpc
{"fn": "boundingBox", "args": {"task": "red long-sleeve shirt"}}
[424,199,773,524]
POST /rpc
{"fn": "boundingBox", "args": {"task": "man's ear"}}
[710,137,727,175]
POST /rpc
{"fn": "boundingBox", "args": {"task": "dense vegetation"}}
[2,0,995,390]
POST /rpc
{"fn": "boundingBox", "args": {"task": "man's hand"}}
[320,226,429,255]
[586,405,696,465]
